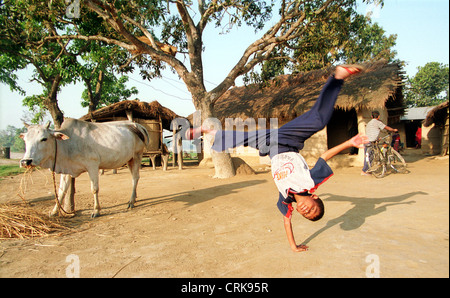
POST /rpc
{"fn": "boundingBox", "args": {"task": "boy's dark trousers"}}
[211,76,344,158]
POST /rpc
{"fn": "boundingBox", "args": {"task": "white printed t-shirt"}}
[271,152,315,198]
[271,152,334,218]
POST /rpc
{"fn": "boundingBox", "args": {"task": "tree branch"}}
[198,0,219,32]
[120,13,158,50]
[208,0,336,105]
[44,34,134,50]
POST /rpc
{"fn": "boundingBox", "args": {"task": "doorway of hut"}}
[404,120,422,148]
[326,108,359,155]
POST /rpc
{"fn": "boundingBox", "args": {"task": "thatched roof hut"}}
[423,101,449,156]
[194,60,406,166]
[80,99,180,160]
[80,99,179,130]
[424,101,449,128]
[212,60,405,126]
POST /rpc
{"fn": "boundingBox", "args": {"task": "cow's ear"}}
[53,132,70,140]
[19,133,25,139]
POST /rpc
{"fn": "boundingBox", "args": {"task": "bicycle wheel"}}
[388,149,407,174]
[366,147,386,178]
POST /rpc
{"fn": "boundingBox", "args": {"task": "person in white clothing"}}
[362,110,398,175]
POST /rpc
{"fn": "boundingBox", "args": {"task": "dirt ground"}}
[0,149,448,278]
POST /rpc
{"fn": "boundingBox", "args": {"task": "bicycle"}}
[366,133,408,178]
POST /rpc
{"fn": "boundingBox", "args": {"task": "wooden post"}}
[177,136,183,170]
[1,147,10,159]
[441,113,449,156]
[172,121,177,168]
[126,110,134,121]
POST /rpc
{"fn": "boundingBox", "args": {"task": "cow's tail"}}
[128,123,149,147]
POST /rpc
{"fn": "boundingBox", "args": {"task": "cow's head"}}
[19,121,69,168]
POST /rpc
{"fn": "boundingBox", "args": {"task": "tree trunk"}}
[46,100,64,128]
[89,70,104,113]
[44,75,76,214]
[198,101,236,178]
[210,150,236,178]
[44,75,64,129]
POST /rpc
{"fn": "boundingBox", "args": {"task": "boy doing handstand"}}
[187,65,368,252]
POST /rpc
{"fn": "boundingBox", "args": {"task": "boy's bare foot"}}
[335,64,365,80]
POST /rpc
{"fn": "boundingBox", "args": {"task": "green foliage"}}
[0,165,25,178]
[0,0,142,124]
[0,55,26,95]
[342,16,397,64]
[244,3,396,84]
[22,94,47,124]
[405,62,449,107]
[242,49,289,86]
[2,0,393,123]
[0,125,26,152]
[81,75,138,109]
[208,0,274,33]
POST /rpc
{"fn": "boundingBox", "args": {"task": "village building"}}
[423,101,449,156]
[80,99,179,169]
[399,101,449,156]
[200,60,406,168]
[400,106,436,148]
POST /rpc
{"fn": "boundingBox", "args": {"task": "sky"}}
[1,0,449,130]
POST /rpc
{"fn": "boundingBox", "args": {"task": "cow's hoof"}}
[127,203,135,210]
[91,211,101,218]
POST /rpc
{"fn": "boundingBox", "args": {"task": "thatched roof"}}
[79,100,179,130]
[424,101,449,127]
[213,60,405,126]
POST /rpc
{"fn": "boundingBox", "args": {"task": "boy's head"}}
[294,193,324,221]
[372,111,380,119]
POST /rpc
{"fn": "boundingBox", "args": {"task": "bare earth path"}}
[0,150,448,278]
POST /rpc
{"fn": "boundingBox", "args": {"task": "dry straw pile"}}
[0,204,69,239]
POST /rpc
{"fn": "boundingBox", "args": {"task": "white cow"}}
[20,118,149,217]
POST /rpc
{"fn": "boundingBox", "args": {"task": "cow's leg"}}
[87,169,101,218]
[127,156,141,209]
[162,154,169,171]
[149,154,156,170]
[50,174,71,216]
[64,177,76,213]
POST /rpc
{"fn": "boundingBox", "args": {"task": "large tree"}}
[0,125,26,152]
[0,0,139,126]
[405,62,449,107]
[77,44,139,112]
[0,0,72,127]
[244,8,398,84]
[1,1,142,215]
[30,0,383,178]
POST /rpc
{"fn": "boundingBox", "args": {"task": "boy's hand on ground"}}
[291,244,309,252]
